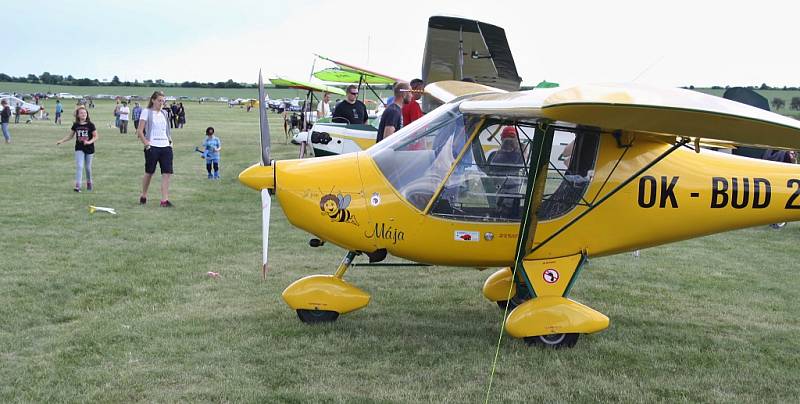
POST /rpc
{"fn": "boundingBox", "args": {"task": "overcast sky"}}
[7,0,799,87]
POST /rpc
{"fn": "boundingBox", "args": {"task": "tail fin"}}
[723,87,770,159]
[421,16,521,95]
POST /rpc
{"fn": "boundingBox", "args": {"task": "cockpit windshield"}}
[369,103,599,222]
[369,103,481,210]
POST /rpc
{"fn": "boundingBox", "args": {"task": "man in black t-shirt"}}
[376,82,411,143]
[332,84,368,125]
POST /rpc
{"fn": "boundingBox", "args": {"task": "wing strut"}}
[510,123,555,298]
[528,137,692,258]
[487,122,554,400]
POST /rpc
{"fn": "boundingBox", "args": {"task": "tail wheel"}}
[296,309,339,324]
[524,333,579,348]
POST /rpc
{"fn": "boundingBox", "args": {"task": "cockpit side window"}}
[370,107,600,220]
[428,119,599,222]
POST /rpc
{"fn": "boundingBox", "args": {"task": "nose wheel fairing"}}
[282,274,370,315]
[283,252,371,320]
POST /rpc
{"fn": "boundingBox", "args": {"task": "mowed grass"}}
[0,100,799,403]
[0,82,389,104]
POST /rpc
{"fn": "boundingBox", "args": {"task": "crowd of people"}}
[321,78,426,144]
[113,99,186,134]
[5,80,800,229]
[36,79,427,208]
[41,91,221,208]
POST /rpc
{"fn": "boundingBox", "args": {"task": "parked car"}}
[56,92,80,99]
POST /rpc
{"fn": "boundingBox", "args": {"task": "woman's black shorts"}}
[144,146,173,174]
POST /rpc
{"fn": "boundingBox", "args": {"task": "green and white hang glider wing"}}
[313,54,404,85]
[269,77,345,96]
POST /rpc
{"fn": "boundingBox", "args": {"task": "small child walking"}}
[57,106,99,192]
[201,127,221,179]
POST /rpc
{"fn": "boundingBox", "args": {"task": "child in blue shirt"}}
[201,127,221,179]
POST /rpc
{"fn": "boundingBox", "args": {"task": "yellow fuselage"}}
[260,133,800,266]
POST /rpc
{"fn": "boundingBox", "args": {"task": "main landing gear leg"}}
[283,251,371,324]
[501,254,609,348]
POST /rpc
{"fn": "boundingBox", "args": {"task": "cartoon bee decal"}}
[320,193,359,226]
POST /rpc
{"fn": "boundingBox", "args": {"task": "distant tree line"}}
[683,83,800,91]
[767,97,800,111]
[0,72,256,89]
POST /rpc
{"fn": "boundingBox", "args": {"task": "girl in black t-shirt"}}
[57,106,100,192]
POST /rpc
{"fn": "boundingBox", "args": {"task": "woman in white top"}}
[136,91,175,207]
[118,101,130,134]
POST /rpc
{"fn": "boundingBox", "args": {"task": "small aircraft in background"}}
[287,55,400,157]
[0,96,42,116]
[296,17,570,170]
[295,16,525,158]
[269,76,345,149]
[228,98,249,107]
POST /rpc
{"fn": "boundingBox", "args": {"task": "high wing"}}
[269,77,346,96]
[424,80,507,104]
[421,16,522,92]
[456,83,800,150]
[429,80,800,270]
[314,55,404,84]
[313,67,396,85]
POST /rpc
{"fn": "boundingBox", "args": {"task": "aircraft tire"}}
[297,309,339,324]
[524,333,579,348]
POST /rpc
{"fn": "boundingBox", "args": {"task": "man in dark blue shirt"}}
[376,82,411,143]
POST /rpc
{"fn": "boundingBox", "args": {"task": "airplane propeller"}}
[258,70,271,279]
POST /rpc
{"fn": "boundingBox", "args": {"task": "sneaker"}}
[139,196,147,205]
[86,182,93,191]
[213,173,220,179]
[160,200,174,208]
[208,173,213,179]
[73,187,81,193]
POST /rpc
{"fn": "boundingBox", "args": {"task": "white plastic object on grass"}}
[88,205,117,215]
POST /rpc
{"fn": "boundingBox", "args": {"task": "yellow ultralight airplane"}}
[241,71,800,348]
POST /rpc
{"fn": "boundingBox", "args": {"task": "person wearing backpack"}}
[136,91,175,207]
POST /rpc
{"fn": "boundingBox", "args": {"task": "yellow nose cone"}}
[239,163,275,190]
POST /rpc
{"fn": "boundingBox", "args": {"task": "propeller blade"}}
[259,70,272,278]
[258,70,271,166]
[261,189,271,279]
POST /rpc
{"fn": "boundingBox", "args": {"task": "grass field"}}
[0,82,390,105]
[4,80,799,118]
[1,98,799,402]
